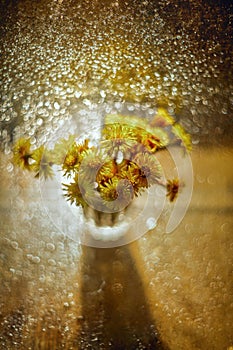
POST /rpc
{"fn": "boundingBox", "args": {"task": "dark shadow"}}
[77,244,168,350]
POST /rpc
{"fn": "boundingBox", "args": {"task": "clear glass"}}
[0,1,232,349]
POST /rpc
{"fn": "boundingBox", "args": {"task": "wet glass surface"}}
[0,0,232,349]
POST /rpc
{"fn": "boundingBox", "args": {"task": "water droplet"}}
[7,163,14,172]
[127,105,135,111]
[83,99,91,106]
[26,254,33,261]
[74,91,82,98]
[32,256,41,264]
[146,217,157,230]
[46,243,56,251]
[196,174,205,183]
[48,258,56,266]
[11,241,19,249]
[54,102,60,110]
[221,108,228,114]
[39,275,46,283]
[100,90,106,98]
[37,118,43,126]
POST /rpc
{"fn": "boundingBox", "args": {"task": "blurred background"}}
[0,0,232,349]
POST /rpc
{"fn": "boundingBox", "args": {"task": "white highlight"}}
[85,220,130,241]
[146,217,157,230]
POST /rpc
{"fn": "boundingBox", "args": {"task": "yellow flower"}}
[166,178,180,202]
[98,177,119,202]
[101,123,138,156]
[78,148,109,182]
[104,113,148,130]
[31,146,54,179]
[119,160,142,196]
[62,139,90,176]
[139,130,162,153]
[147,126,169,148]
[63,176,86,207]
[64,173,101,208]
[117,178,134,206]
[96,159,118,185]
[105,113,170,148]
[138,125,169,153]
[98,176,134,211]
[150,107,175,127]
[172,124,192,152]
[13,138,32,170]
[132,152,162,188]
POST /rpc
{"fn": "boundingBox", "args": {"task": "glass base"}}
[82,206,130,242]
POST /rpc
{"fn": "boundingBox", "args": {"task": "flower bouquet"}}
[13,108,191,241]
